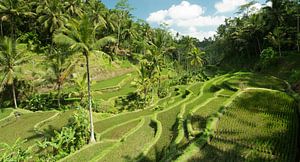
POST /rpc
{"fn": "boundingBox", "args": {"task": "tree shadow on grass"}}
[26,125,61,153]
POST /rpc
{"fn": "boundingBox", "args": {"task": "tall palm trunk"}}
[12,81,17,109]
[1,20,3,37]
[278,43,282,57]
[117,24,121,49]
[297,15,299,52]
[256,37,262,54]
[57,83,61,109]
[84,51,96,143]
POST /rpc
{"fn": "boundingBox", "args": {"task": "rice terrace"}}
[0,0,299,161]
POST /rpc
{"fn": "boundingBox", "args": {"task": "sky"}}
[101,0,271,41]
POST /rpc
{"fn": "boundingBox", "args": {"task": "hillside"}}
[0,0,299,161]
[1,72,298,161]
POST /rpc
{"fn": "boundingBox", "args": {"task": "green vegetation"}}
[60,141,116,162]
[99,117,156,161]
[37,109,90,160]
[0,108,13,120]
[179,90,298,161]
[0,111,56,147]
[38,110,75,132]
[0,0,299,161]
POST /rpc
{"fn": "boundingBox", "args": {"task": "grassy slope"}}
[60,141,117,162]
[192,96,229,131]
[189,90,298,162]
[1,72,298,161]
[0,111,57,147]
[0,108,13,120]
[100,119,140,140]
[38,109,76,131]
[98,116,156,162]
[93,83,136,101]
[91,73,129,91]
[93,87,182,133]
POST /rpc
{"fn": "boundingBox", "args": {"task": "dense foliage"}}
[37,109,90,160]
[0,0,205,110]
[201,0,299,70]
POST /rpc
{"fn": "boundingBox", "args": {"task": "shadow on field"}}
[188,91,298,162]
[27,125,59,142]
[123,145,172,162]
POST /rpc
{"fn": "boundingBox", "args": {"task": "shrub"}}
[23,93,58,111]
[289,70,300,83]
[22,93,80,111]
[171,70,208,86]
[37,109,90,160]
[0,139,33,162]
[115,92,147,112]
[256,47,278,70]
[157,86,169,98]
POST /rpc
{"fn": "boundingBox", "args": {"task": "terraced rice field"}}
[0,72,298,161]
[0,108,13,121]
[180,90,298,161]
[0,111,57,147]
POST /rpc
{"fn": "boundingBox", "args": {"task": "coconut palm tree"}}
[0,0,33,38]
[64,0,83,17]
[37,0,68,39]
[0,37,28,109]
[54,15,115,143]
[86,0,107,27]
[189,47,205,71]
[267,27,285,56]
[47,47,78,109]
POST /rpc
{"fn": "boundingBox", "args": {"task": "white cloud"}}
[168,1,204,20]
[147,10,168,23]
[215,0,247,13]
[266,1,272,7]
[176,27,216,41]
[147,1,226,40]
[176,15,226,27]
[147,1,222,27]
[183,30,216,41]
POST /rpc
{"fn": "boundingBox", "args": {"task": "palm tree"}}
[267,27,285,56]
[0,37,28,109]
[0,0,32,38]
[86,0,107,27]
[54,15,115,143]
[114,0,133,48]
[47,47,78,109]
[37,0,68,39]
[134,59,156,103]
[64,0,83,17]
[188,47,205,71]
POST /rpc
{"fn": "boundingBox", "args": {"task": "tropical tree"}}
[0,37,28,109]
[133,59,156,103]
[54,15,115,143]
[85,0,107,27]
[64,0,83,17]
[46,47,78,109]
[37,0,68,40]
[267,27,285,56]
[0,0,33,37]
[189,47,205,70]
[114,0,133,48]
